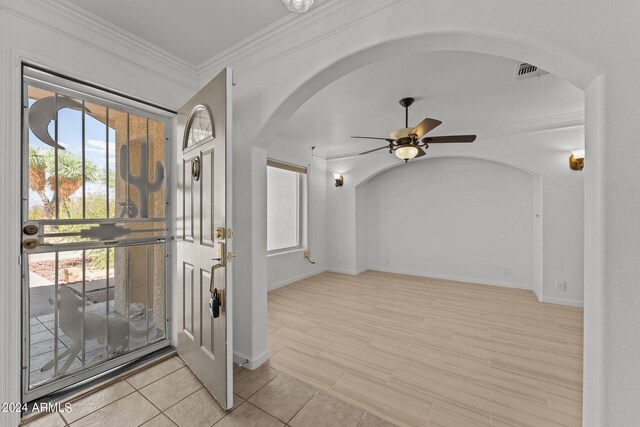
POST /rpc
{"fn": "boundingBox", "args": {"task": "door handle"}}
[22,238,53,250]
[209,263,223,294]
[209,263,223,318]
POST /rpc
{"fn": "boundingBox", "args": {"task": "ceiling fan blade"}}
[423,135,476,144]
[414,147,427,158]
[410,118,442,138]
[351,136,395,142]
[359,146,389,155]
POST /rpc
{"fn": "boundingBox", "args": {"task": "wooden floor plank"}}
[267,271,583,426]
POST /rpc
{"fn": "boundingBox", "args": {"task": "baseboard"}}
[538,296,584,308]
[368,266,533,291]
[233,349,269,370]
[532,287,583,308]
[268,268,326,291]
[326,267,360,275]
[533,288,542,301]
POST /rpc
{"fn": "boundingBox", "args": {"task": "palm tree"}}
[29,147,102,218]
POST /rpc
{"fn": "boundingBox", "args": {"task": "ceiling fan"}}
[352,97,476,162]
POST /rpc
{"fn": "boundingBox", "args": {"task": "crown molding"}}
[324,110,585,160]
[4,0,410,90]
[197,0,410,81]
[1,0,199,90]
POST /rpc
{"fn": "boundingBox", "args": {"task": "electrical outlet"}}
[384,257,390,265]
[555,280,567,292]
[504,268,511,276]
[274,269,280,278]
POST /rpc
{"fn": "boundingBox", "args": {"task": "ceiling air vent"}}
[514,63,548,80]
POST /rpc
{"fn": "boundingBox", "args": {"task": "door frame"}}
[17,62,178,403]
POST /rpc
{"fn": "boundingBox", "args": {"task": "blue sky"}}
[28,97,116,208]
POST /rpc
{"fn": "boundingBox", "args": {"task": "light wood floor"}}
[266,271,583,427]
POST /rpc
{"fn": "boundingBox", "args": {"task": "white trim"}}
[233,349,269,371]
[1,1,198,92]
[224,67,235,410]
[532,288,542,301]
[326,267,367,275]
[198,0,409,80]
[267,248,305,258]
[268,269,325,291]
[368,266,533,291]
[538,296,584,308]
[0,41,23,427]
[42,0,195,72]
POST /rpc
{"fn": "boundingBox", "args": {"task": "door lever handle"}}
[209,263,223,294]
[22,239,53,250]
[209,263,223,318]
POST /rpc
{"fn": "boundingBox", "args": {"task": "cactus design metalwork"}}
[120,143,164,218]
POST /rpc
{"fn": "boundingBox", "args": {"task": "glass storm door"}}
[21,66,172,401]
[176,68,233,409]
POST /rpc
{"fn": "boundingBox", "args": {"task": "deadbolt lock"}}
[215,227,224,239]
[23,239,39,250]
[215,227,233,239]
[23,225,39,235]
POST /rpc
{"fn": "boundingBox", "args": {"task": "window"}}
[267,159,307,253]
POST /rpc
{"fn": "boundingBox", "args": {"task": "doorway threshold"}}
[21,346,177,423]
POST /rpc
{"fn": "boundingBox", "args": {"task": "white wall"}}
[5,0,640,423]
[354,183,368,274]
[201,1,640,422]
[266,137,327,290]
[199,1,640,420]
[0,2,199,424]
[361,157,536,289]
[327,129,585,305]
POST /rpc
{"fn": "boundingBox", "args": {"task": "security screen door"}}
[21,66,172,402]
[176,68,233,409]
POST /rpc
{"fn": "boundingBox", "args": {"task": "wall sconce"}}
[333,173,344,187]
[569,148,585,171]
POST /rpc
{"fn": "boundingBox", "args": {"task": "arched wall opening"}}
[252,31,596,150]
[352,155,585,308]
[242,30,602,424]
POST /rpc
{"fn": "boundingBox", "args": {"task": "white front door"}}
[176,68,233,409]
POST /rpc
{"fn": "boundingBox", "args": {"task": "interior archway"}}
[252,31,597,150]
[256,30,596,425]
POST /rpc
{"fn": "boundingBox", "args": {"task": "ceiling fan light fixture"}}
[395,144,419,161]
[282,0,314,12]
[389,128,412,140]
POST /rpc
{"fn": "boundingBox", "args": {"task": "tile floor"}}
[28,302,164,387]
[21,355,391,427]
[21,271,583,427]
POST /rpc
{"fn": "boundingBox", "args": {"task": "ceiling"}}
[65,0,306,65]
[277,51,584,157]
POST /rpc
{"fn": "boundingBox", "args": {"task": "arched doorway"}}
[234,30,603,425]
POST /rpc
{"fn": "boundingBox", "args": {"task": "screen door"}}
[21,66,172,401]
